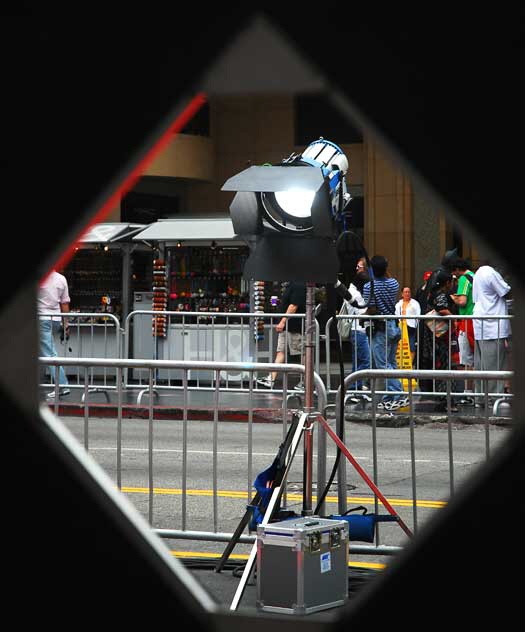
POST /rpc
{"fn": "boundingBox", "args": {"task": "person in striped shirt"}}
[362,256,407,411]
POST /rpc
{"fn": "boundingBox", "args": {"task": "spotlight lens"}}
[274,189,315,218]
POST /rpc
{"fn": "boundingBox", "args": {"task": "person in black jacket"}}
[256,281,306,389]
[424,270,461,411]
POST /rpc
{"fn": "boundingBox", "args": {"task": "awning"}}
[80,223,147,243]
[132,217,244,245]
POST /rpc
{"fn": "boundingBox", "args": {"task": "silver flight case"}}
[256,516,349,615]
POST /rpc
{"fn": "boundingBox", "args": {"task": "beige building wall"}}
[187,95,296,215]
[143,134,214,181]
[125,95,477,291]
[184,95,365,214]
[364,140,414,289]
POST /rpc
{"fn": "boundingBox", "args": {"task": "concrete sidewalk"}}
[41,383,513,426]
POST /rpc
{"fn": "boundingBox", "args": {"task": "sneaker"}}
[459,396,475,406]
[377,399,395,411]
[256,376,273,389]
[46,388,70,399]
[360,392,372,403]
[396,396,410,409]
[345,395,361,405]
[294,382,305,393]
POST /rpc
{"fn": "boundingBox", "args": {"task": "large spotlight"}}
[222,138,351,282]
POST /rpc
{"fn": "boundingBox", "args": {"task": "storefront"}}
[129,217,286,382]
[65,222,151,321]
[59,223,151,378]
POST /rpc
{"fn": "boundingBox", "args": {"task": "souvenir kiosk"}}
[58,222,150,378]
[130,217,285,383]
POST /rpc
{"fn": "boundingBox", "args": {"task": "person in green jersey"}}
[451,259,475,403]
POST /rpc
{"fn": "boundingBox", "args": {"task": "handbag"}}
[337,299,352,339]
[425,309,449,337]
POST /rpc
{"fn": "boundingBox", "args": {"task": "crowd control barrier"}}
[333,368,513,540]
[38,311,122,392]
[325,313,513,403]
[39,355,512,559]
[40,357,329,536]
[123,310,320,398]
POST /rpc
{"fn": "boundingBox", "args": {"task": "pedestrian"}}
[417,249,459,393]
[256,281,306,390]
[354,257,370,293]
[38,268,71,399]
[395,287,421,364]
[415,270,433,314]
[334,279,371,403]
[425,269,461,411]
[423,248,460,302]
[472,262,511,398]
[362,255,407,411]
[451,258,475,403]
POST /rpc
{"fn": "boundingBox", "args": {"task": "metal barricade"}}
[40,356,327,537]
[123,310,320,399]
[39,357,513,559]
[333,368,513,538]
[38,312,121,395]
[324,313,513,404]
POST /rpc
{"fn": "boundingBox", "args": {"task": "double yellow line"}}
[171,550,387,570]
[121,486,446,510]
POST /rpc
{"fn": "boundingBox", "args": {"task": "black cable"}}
[314,230,375,514]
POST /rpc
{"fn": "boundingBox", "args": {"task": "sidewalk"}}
[41,384,513,426]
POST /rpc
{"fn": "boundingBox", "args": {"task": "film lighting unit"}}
[221,139,411,614]
[222,137,351,283]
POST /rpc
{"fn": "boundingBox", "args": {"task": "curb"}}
[46,402,290,424]
[47,402,513,427]
[342,412,513,428]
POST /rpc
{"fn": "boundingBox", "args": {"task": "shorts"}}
[277,331,303,356]
[458,330,474,367]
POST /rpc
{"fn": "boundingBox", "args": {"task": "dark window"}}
[295,93,363,146]
[121,191,179,224]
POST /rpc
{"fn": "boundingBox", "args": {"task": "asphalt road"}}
[60,415,511,569]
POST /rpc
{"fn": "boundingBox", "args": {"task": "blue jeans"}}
[40,320,68,386]
[349,330,370,390]
[372,320,402,400]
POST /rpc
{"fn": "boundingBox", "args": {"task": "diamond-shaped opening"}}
[31,15,517,620]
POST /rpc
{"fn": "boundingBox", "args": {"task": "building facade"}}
[106,93,479,291]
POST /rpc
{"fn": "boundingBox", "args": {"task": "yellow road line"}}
[120,486,445,510]
[171,550,386,570]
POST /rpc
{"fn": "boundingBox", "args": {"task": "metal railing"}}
[123,310,320,401]
[38,310,321,401]
[38,311,121,393]
[325,313,513,402]
[333,368,513,542]
[40,356,328,533]
[39,355,512,559]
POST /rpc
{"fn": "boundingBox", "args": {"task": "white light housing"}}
[274,189,316,218]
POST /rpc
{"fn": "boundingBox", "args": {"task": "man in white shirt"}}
[472,264,511,395]
[38,269,71,398]
[345,282,371,403]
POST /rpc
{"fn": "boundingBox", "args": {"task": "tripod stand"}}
[223,283,412,611]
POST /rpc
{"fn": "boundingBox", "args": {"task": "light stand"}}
[220,138,412,612]
[301,281,316,516]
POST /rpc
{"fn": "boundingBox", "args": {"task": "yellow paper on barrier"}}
[396,319,418,392]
